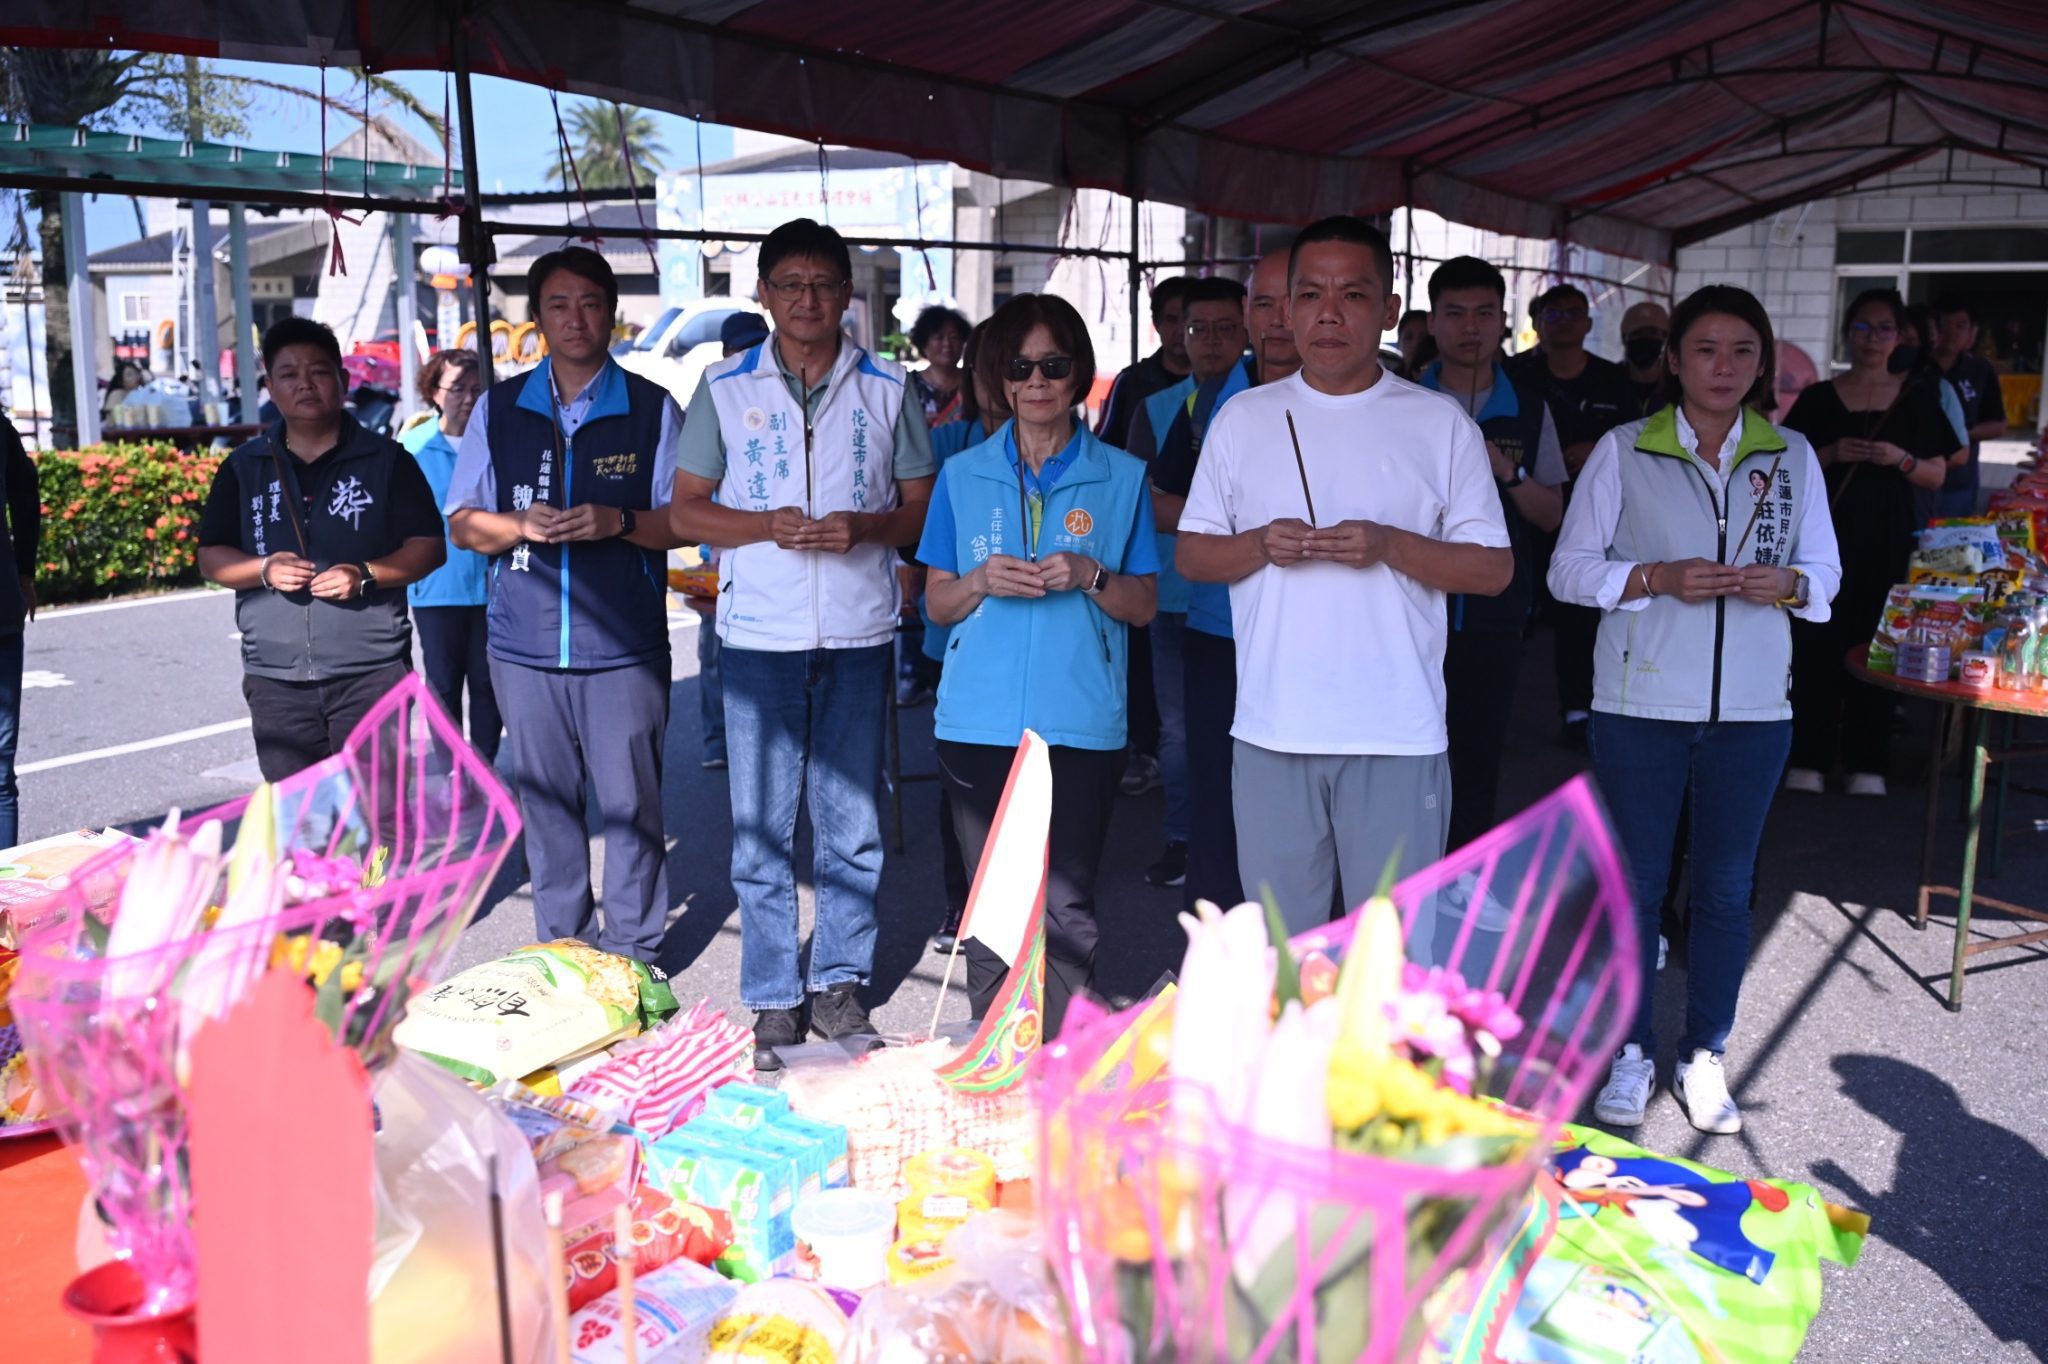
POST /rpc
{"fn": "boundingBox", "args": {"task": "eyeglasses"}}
[1848,320,1899,339]
[1185,321,1243,340]
[1005,355,1075,382]
[1542,307,1589,324]
[437,381,482,399]
[763,278,847,301]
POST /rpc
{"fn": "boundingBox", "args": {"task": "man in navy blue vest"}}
[1418,257,1568,849]
[446,248,689,964]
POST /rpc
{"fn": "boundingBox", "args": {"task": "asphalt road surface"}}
[14,587,2046,1362]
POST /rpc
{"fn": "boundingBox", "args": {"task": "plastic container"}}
[1960,650,1997,690]
[791,1188,896,1291]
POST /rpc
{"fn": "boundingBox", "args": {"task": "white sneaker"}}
[1782,767,1824,794]
[1845,772,1887,798]
[1673,1049,1742,1134]
[1592,1044,1655,1126]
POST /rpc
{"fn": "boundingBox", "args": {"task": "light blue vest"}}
[1143,364,1251,622]
[401,419,489,608]
[932,424,1150,751]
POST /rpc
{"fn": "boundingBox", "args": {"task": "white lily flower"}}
[1330,895,1405,1073]
[1227,997,1340,1285]
[102,812,223,998]
[177,790,283,1056]
[1170,899,1277,1134]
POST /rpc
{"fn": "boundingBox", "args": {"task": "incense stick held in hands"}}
[1284,410,1318,528]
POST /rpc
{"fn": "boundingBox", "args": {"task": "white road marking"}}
[19,718,251,775]
[21,670,72,689]
[39,588,224,619]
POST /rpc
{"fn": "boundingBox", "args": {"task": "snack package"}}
[564,1000,753,1137]
[569,1257,739,1364]
[562,1184,735,1313]
[778,1042,1034,1197]
[396,940,681,1086]
[1868,584,1979,672]
[846,1211,1060,1363]
[1433,1123,1867,1364]
[488,1086,642,1253]
[700,1081,790,1131]
[646,1125,801,1281]
[773,1111,852,1191]
[705,1280,852,1364]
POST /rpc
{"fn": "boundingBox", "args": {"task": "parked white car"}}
[615,299,769,403]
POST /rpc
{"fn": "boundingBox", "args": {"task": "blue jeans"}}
[0,631,21,848]
[1151,611,1189,843]
[723,643,889,1010]
[1589,712,1790,1057]
[696,618,725,762]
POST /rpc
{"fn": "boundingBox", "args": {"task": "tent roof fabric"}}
[9,1,2047,262]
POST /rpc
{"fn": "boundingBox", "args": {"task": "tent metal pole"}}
[190,199,220,403]
[453,24,496,388]
[60,191,98,449]
[393,210,421,423]
[1403,164,1416,307]
[1127,130,1143,370]
[227,204,260,422]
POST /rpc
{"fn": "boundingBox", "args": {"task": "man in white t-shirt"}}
[1177,216,1512,933]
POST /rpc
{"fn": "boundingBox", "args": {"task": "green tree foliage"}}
[545,101,668,190]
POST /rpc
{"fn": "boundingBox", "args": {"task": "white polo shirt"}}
[1178,369,1509,756]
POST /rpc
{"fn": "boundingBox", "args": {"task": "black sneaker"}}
[808,982,876,1041]
[752,1007,803,1072]
[1144,841,1188,888]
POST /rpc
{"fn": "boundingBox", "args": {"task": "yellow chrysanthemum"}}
[308,940,344,986]
[340,961,364,994]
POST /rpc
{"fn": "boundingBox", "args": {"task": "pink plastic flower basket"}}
[1036,775,1641,1364]
[9,674,519,1314]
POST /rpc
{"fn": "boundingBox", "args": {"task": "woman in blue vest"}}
[401,349,500,763]
[917,294,1160,1035]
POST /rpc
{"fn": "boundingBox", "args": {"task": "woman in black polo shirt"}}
[197,318,445,780]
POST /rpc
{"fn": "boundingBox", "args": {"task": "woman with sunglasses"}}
[917,294,1160,1035]
[1781,288,1954,798]
[402,348,501,763]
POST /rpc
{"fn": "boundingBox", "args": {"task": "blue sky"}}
[80,61,735,248]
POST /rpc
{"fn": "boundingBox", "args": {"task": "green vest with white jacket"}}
[1593,408,1818,724]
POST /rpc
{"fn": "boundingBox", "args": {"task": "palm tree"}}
[0,49,445,441]
[545,101,668,190]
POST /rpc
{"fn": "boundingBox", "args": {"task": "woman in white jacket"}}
[1549,285,1841,1137]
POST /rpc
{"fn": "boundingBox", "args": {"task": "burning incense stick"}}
[1285,410,1318,527]
[614,1202,638,1364]
[543,1192,573,1364]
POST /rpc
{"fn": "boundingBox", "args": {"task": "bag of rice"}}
[396,940,680,1086]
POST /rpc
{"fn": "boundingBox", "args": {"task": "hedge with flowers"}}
[33,443,222,603]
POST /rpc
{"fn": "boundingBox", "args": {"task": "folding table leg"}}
[1916,702,1951,930]
[1949,709,1990,1012]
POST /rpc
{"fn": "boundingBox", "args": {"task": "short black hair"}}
[1184,276,1247,309]
[528,245,618,318]
[1932,294,1977,325]
[1287,216,1397,297]
[977,294,1096,413]
[1546,283,1589,310]
[1842,286,1907,338]
[1661,284,1777,412]
[1428,256,1506,306]
[260,316,343,373]
[956,319,995,426]
[910,305,971,354]
[758,218,852,283]
[1398,308,1429,329]
[1149,275,1194,320]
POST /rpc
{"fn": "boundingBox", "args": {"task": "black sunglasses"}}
[1005,355,1075,382]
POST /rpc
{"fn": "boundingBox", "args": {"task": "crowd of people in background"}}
[183,208,2022,1135]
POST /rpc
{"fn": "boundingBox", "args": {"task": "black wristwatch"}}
[356,562,377,599]
[1082,562,1108,597]
[617,507,637,538]
[1498,465,1527,489]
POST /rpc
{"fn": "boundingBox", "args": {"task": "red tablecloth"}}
[0,1133,89,1359]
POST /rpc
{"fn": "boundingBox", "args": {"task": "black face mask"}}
[1625,335,1666,370]
[1889,346,1920,375]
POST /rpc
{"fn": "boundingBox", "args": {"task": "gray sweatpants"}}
[1231,740,1451,935]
